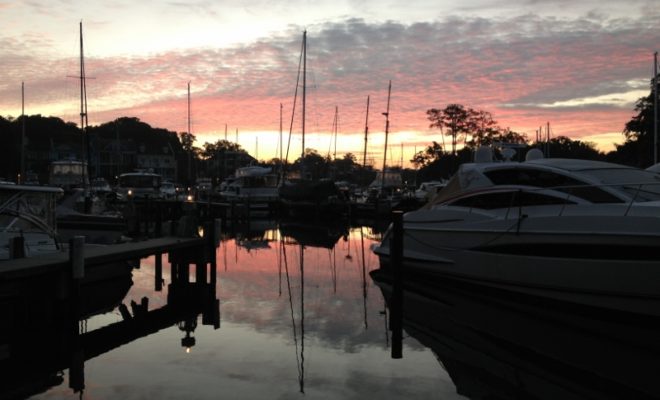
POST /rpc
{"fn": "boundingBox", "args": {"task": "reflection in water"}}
[4,219,464,399]
[1,247,220,399]
[370,268,660,399]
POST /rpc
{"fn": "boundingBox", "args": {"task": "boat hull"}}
[373,213,660,316]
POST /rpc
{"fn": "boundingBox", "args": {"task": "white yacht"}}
[116,171,163,199]
[373,148,660,316]
[219,166,279,212]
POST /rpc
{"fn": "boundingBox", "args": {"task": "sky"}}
[1,0,659,167]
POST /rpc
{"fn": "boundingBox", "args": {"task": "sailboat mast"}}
[187,81,192,183]
[301,31,307,162]
[20,82,25,184]
[79,21,91,184]
[654,51,658,165]
[333,106,338,160]
[381,80,392,190]
[362,96,370,171]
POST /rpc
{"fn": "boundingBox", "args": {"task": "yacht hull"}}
[373,212,660,316]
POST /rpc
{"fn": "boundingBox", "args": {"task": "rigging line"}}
[284,33,305,174]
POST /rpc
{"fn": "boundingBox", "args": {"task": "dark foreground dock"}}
[1,236,205,279]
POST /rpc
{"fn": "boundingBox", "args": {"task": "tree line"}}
[1,76,657,186]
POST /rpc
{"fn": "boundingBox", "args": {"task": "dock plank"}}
[1,236,206,279]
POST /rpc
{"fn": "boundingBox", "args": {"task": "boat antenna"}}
[381,80,392,190]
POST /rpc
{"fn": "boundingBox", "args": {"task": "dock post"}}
[155,200,162,237]
[68,235,86,393]
[155,252,163,291]
[390,210,403,359]
[9,236,25,259]
[70,236,85,280]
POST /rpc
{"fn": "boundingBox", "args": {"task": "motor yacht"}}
[373,148,660,316]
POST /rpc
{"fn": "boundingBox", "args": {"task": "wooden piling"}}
[155,252,163,291]
[9,236,25,259]
[390,210,403,359]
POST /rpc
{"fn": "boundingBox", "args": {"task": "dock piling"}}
[390,210,403,359]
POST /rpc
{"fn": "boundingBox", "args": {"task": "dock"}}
[1,236,206,280]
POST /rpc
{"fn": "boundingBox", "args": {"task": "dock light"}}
[127,189,133,197]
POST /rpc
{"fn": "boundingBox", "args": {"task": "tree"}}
[621,76,659,167]
[411,141,444,168]
[545,136,604,160]
[427,104,473,155]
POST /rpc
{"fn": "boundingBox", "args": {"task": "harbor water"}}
[8,220,460,400]
[5,218,659,399]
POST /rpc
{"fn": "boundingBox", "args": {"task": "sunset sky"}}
[1,0,659,167]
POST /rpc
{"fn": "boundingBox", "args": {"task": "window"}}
[448,190,576,210]
[484,168,623,203]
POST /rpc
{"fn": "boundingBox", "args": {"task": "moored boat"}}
[373,147,660,316]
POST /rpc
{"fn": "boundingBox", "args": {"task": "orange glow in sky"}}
[1,1,658,166]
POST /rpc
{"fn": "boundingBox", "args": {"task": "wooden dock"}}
[1,236,206,280]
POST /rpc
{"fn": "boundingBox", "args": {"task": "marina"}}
[1,5,659,399]
[2,216,659,399]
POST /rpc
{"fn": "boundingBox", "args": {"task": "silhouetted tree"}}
[619,76,659,167]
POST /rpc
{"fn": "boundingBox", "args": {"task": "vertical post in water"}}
[390,210,403,359]
[155,252,163,291]
[69,235,85,393]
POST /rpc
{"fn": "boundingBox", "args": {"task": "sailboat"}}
[56,21,127,244]
[351,82,407,216]
[278,31,349,218]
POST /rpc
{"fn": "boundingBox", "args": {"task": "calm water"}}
[5,219,660,399]
[13,220,460,400]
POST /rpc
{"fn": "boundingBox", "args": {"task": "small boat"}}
[0,183,63,259]
[414,180,447,203]
[373,147,660,316]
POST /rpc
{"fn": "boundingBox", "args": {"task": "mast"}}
[187,81,192,183]
[362,96,370,187]
[654,51,658,165]
[20,82,25,184]
[302,31,307,161]
[333,106,338,160]
[79,21,90,186]
[362,96,370,170]
[381,80,392,190]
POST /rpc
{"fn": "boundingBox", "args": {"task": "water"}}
[6,218,659,399]
[9,220,460,400]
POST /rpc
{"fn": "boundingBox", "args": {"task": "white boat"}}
[373,148,660,316]
[219,166,279,212]
[414,180,447,203]
[0,183,63,259]
[116,171,163,199]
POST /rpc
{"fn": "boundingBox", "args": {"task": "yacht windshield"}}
[581,168,660,201]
